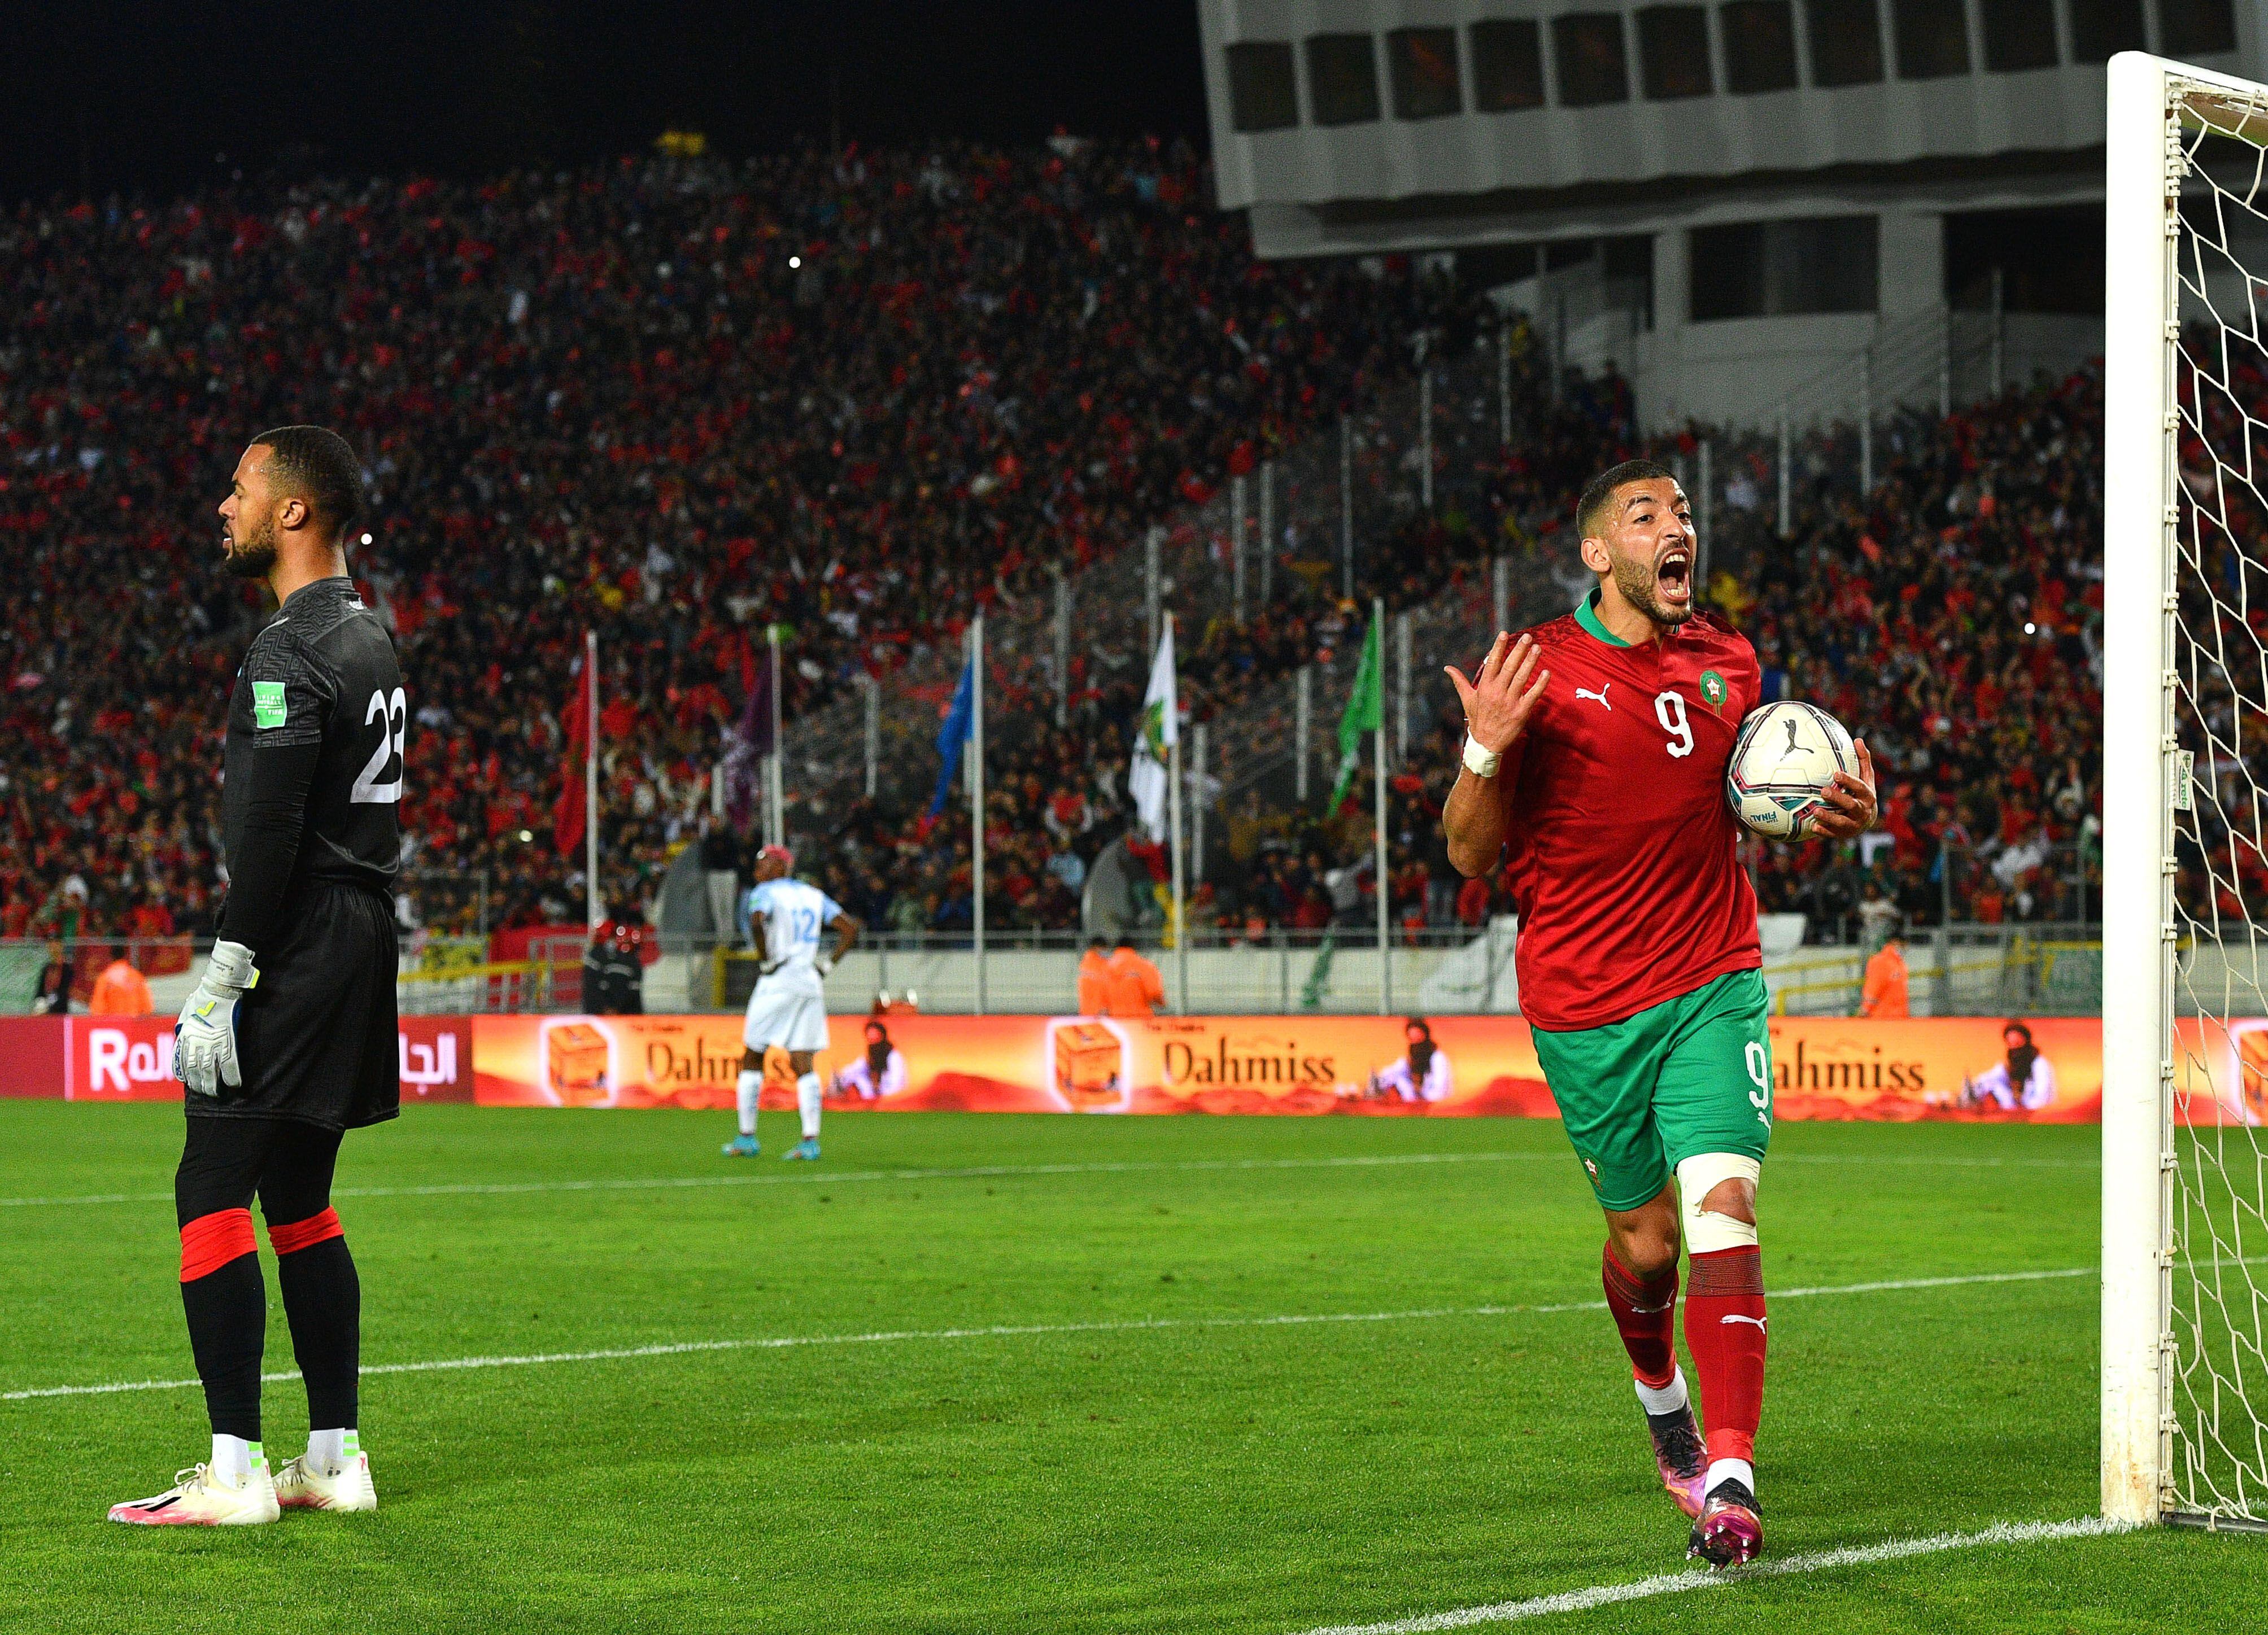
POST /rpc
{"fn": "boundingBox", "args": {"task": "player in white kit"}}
[723,845,862,1161]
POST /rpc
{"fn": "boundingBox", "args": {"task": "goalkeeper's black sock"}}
[271,1210,361,1435]
[179,1209,265,1441]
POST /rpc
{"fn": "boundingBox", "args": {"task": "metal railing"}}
[767,317,1556,849]
[0,934,592,1018]
[1764,922,2104,1018]
[0,937,199,1014]
[395,934,587,1015]
[0,924,2121,1020]
[648,272,2093,979]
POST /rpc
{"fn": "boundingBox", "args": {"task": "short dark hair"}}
[1576,458,1677,541]
[252,425,363,535]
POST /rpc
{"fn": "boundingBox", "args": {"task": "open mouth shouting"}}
[1655,544,1693,607]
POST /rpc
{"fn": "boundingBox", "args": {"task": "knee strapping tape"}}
[1676,1153,1761,1253]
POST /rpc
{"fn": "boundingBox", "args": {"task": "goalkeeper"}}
[111,429,400,1527]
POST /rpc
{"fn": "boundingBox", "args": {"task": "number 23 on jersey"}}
[352,687,407,804]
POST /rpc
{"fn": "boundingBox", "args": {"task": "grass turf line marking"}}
[0,1148,2097,1212]
[0,1151,1542,1210]
[0,1264,2093,1403]
[1286,1516,2131,1633]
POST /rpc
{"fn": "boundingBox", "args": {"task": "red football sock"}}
[1601,1241,1680,1390]
[1683,1245,1767,1464]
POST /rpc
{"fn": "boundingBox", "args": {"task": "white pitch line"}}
[0,1264,2093,1404]
[0,1151,1546,1210]
[0,1146,2097,1212]
[1286,1516,2132,1634]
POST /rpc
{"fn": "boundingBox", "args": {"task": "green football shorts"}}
[1528,968,1774,1212]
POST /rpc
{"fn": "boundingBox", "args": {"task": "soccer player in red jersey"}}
[1443,460,1876,1566]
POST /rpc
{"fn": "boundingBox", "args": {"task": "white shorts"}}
[743,980,830,1054]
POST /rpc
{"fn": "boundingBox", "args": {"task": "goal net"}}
[2108,51,2268,1532]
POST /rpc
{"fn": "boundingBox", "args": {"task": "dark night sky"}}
[0,2,1210,204]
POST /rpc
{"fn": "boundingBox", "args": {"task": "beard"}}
[223,518,277,579]
[1610,554,1693,628]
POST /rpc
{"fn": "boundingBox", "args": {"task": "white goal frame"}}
[2103,47,2179,1531]
[2104,49,2268,1531]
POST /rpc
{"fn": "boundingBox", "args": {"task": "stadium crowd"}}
[0,139,1475,945]
[793,358,2109,949]
[2170,320,2268,934]
[0,135,2122,957]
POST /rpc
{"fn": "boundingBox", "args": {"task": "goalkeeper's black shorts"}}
[189,882,400,1132]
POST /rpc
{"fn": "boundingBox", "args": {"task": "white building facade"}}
[1198,1,2262,427]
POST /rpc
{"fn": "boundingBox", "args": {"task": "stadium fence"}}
[0,925,2109,1021]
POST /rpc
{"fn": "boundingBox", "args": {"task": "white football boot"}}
[108,1460,281,1526]
[274,1450,378,1512]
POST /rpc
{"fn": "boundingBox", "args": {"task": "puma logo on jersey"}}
[1575,684,1612,710]
[1720,1314,1768,1331]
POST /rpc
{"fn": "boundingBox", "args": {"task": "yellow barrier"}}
[398,958,547,986]
[398,956,578,1014]
[1767,956,2026,1015]
[1766,946,2102,1015]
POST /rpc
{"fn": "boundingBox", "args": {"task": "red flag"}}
[553,658,591,856]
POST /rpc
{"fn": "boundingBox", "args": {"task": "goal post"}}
[2101,47,2178,1530]
[2106,49,2268,1532]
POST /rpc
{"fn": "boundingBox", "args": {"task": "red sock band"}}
[1683,1245,1767,1464]
[180,1208,258,1283]
[267,1207,344,1256]
[1602,1242,1680,1390]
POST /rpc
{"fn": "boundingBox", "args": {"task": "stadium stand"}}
[798,361,2106,946]
[0,143,2105,952]
[0,142,1475,940]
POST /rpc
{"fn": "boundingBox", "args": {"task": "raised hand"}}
[1446,632,1551,757]
[1810,738,1878,841]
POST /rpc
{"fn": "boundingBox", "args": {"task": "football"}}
[1725,700,1858,839]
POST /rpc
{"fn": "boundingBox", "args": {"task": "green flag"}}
[1327,614,1382,811]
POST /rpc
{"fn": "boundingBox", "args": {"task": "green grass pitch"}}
[1,1102,2262,1633]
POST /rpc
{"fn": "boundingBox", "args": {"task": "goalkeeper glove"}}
[175,941,259,1099]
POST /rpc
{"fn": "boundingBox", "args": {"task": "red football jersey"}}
[1490,592,1763,1030]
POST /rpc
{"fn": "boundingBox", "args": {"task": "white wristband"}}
[1461,734,1502,779]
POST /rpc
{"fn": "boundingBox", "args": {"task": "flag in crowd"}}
[1329,614,1382,812]
[927,655,978,820]
[552,650,593,856]
[1128,624,1178,845]
[720,631,773,833]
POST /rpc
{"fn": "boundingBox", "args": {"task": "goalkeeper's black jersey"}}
[218,577,404,955]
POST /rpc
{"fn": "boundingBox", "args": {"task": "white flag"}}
[1127,625,1177,843]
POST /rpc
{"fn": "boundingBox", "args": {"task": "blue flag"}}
[927,659,976,818]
